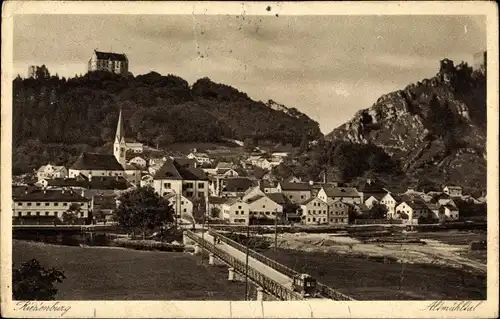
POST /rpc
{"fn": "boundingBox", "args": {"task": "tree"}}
[62,203,81,225]
[191,196,207,224]
[13,259,66,300]
[113,186,174,239]
[210,207,221,219]
[154,132,175,149]
[366,203,388,219]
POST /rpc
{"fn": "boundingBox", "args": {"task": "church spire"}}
[115,107,124,143]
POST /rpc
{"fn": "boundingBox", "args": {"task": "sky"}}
[13,14,486,133]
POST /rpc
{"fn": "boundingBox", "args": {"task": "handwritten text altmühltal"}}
[425,301,483,311]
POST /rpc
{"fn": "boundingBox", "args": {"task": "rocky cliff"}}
[327,59,487,192]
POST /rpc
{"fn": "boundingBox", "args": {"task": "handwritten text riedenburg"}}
[425,301,484,311]
[16,301,71,316]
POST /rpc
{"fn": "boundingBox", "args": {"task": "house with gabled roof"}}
[37,164,68,181]
[379,193,404,219]
[88,50,129,74]
[69,152,125,179]
[395,199,430,224]
[327,199,349,224]
[222,198,249,225]
[245,193,283,221]
[277,181,313,204]
[220,177,255,197]
[299,197,328,225]
[12,187,91,224]
[128,156,147,168]
[187,152,211,165]
[153,158,209,217]
[317,186,361,204]
[439,204,460,221]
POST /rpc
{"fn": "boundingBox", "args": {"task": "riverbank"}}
[13,240,247,300]
[263,230,487,274]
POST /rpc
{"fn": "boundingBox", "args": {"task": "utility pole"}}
[244,221,250,300]
[201,199,205,264]
[274,208,278,261]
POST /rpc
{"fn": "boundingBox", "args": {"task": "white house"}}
[187,152,211,164]
[379,193,402,219]
[128,156,147,168]
[317,186,361,204]
[152,158,209,218]
[245,194,283,220]
[12,187,91,222]
[166,194,193,218]
[299,197,328,225]
[125,141,143,153]
[222,198,250,225]
[439,204,460,221]
[395,200,429,225]
[443,185,463,197]
[36,164,68,180]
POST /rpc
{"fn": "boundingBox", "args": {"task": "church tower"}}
[114,107,127,167]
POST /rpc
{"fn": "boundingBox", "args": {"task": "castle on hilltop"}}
[88,50,129,75]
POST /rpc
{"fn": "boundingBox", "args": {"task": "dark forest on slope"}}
[12,71,321,174]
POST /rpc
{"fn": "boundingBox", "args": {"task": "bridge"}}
[184,229,355,301]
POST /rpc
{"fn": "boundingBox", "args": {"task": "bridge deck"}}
[195,232,293,289]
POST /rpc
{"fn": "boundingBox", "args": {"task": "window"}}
[36,212,40,216]
[54,212,58,217]
[301,195,304,199]
[54,203,59,206]
[183,208,187,212]
[272,212,276,215]
[80,212,84,217]
[45,202,50,206]
[63,203,68,206]
[163,192,167,196]
[36,203,41,206]
[164,183,171,188]
[289,195,293,199]
[238,206,242,209]
[312,217,316,222]
[45,212,49,216]
[307,218,311,222]
[265,211,270,215]
[235,211,239,215]
[262,205,265,208]
[27,203,32,206]
[27,212,31,216]
[186,182,194,188]
[17,203,22,206]
[198,183,204,189]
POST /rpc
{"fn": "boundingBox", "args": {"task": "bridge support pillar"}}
[256,287,264,301]
[228,267,235,281]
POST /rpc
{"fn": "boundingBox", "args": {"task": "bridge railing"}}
[185,230,303,301]
[208,230,356,301]
[208,230,298,279]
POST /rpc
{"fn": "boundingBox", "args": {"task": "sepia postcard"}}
[1,1,499,318]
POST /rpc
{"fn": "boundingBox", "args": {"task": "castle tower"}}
[114,107,127,166]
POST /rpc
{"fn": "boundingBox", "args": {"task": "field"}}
[262,248,486,300]
[13,240,247,300]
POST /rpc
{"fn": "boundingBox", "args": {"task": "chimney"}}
[88,171,93,181]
